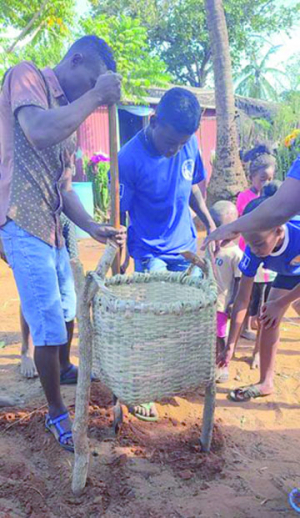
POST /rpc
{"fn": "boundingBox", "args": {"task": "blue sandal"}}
[45,412,74,452]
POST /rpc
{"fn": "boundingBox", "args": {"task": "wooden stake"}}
[108,105,121,275]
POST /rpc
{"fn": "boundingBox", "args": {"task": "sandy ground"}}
[0,238,300,517]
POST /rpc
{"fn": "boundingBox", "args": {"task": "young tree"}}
[79,15,170,101]
[205,0,246,202]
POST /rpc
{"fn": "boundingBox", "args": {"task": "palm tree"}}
[204,0,247,202]
[235,46,286,101]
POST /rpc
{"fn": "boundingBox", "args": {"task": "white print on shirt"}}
[240,254,251,270]
[119,184,124,199]
[181,159,195,181]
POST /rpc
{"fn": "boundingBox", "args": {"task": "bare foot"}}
[130,402,159,421]
[20,354,38,378]
[250,352,260,370]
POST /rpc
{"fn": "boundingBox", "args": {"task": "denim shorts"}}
[134,255,203,277]
[0,220,76,346]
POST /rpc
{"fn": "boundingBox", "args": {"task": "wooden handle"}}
[108,104,121,274]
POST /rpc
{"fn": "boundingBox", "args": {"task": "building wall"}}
[75,106,217,183]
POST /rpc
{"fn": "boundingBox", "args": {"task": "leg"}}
[20,307,38,378]
[0,221,73,448]
[230,287,290,402]
[59,319,74,373]
[200,381,216,452]
[251,283,271,370]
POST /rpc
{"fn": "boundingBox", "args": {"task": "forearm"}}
[62,189,94,232]
[189,186,215,233]
[20,90,99,150]
[226,303,248,350]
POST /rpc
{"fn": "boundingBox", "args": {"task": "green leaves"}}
[92,0,300,88]
[79,14,170,101]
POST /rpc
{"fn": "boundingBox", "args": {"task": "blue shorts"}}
[134,255,202,277]
[0,220,76,347]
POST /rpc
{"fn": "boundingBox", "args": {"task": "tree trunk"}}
[205,0,247,204]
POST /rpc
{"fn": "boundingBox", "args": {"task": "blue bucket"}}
[72,182,94,239]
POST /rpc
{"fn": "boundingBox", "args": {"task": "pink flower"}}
[90,152,110,164]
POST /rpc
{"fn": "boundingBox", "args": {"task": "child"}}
[210,201,243,383]
[237,146,277,363]
[217,189,300,402]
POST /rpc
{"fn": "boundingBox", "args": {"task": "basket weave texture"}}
[92,269,217,406]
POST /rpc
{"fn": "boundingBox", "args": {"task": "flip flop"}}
[229,385,270,402]
[129,402,159,422]
[60,364,98,385]
[45,412,74,452]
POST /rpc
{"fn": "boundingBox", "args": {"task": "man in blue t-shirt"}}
[118,87,215,421]
[119,87,215,275]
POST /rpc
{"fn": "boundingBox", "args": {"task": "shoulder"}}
[119,131,143,162]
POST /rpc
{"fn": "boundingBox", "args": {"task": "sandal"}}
[129,402,159,422]
[45,412,74,452]
[229,385,270,402]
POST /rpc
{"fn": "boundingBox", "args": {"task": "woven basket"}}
[92,264,217,406]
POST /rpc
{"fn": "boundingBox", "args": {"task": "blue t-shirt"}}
[239,219,300,277]
[119,130,206,259]
[287,155,300,180]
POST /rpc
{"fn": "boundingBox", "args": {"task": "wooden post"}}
[200,381,216,453]
[71,260,93,495]
[108,105,121,275]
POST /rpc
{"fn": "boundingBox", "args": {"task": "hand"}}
[217,346,234,368]
[260,299,285,329]
[201,224,240,251]
[120,255,130,275]
[88,222,127,246]
[93,71,122,106]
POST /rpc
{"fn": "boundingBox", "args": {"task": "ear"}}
[71,53,84,68]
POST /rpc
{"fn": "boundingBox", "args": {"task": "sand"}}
[0,238,299,517]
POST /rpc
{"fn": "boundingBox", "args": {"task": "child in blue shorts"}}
[217,188,300,402]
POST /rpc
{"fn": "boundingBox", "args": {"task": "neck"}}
[145,126,161,156]
[250,185,259,195]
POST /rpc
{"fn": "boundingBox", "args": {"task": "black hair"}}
[243,144,276,177]
[156,87,201,134]
[243,180,282,216]
[64,35,116,72]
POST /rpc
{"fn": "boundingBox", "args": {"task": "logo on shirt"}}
[182,159,195,181]
[240,254,250,270]
[290,255,300,265]
[119,184,124,199]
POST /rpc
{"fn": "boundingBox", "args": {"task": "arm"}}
[260,282,300,329]
[17,72,122,150]
[120,211,130,274]
[189,184,216,234]
[218,275,254,367]
[61,169,126,246]
[226,277,240,317]
[202,178,300,248]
